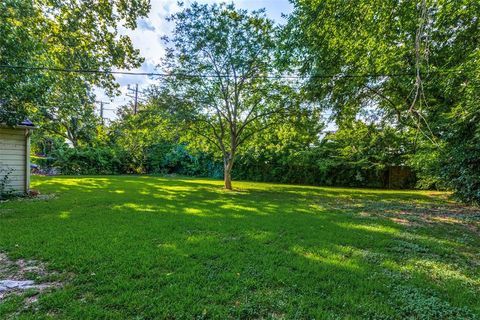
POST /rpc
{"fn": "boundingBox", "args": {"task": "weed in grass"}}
[391,284,475,320]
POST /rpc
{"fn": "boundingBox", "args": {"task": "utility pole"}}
[127,84,147,115]
[134,84,138,115]
[96,101,112,124]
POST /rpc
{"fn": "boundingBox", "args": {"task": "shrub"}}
[52,147,128,175]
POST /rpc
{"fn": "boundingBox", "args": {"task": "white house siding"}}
[0,127,28,193]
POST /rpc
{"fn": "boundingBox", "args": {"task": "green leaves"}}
[0,0,149,127]
[284,0,480,202]
[158,2,301,188]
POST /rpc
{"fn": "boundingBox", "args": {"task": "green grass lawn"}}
[1,176,479,319]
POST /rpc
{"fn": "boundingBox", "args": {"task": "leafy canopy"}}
[284,0,480,202]
[158,2,302,189]
[0,0,150,127]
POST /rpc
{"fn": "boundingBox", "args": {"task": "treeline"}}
[32,107,428,189]
[2,1,479,203]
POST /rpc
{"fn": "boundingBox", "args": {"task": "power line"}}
[0,64,470,80]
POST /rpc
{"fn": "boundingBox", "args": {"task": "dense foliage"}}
[2,1,479,203]
[158,3,305,189]
[0,0,149,136]
[32,104,417,189]
[282,0,480,203]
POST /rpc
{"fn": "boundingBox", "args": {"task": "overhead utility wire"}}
[0,64,469,80]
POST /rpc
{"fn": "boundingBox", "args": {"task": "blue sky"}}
[99,0,294,119]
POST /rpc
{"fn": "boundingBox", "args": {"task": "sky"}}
[98,0,294,120]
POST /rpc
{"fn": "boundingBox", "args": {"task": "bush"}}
[440,142,480,205]
[52,147,130,175]
[145,143,222,177]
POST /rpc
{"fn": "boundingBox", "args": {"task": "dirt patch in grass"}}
[0,252,64,303]
[328,198,480,233]
[386,204,479,233]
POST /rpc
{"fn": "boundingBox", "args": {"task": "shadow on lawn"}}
[37,175,478,228]
[6,176,479,318]
[31,176,479,256]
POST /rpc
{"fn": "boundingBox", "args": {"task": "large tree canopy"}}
[0,0,150,130]
[284,0,480,203]
[158,2,302,189]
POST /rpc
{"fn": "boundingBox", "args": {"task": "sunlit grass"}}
[0,175,479,319]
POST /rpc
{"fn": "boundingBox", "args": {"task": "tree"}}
[108,98,179,173]
[283,0,480,202]
[160,2,299,189]
[1,0,150,131]
[0,0,47,125]
[234,107,324,184]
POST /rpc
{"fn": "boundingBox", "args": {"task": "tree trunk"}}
[66,128,78,148]
[224,157,234,190]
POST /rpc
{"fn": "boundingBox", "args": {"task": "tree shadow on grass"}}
[1,175,478,318]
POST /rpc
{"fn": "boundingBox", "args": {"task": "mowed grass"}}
[0,176,479,319]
